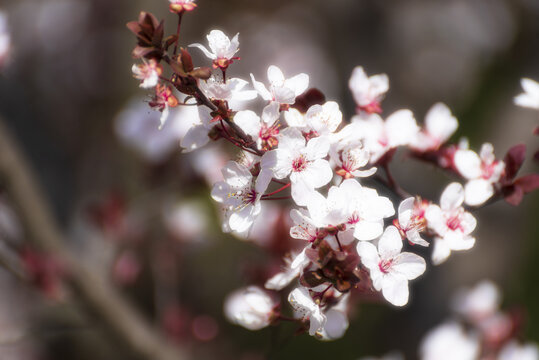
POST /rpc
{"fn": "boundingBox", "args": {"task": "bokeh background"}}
[0,0,538,359]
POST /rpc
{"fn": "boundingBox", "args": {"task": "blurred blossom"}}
[498,341,539,360]
[112,250,141,286]
[0,11,10,69]
[163,200,208,242]
[191,315,219,342]
[115,97,199,162]
[238,202,282,246]
[224,286,277,331]
[419,322,480,360]
[451,280,500,322]
[188,146,228,185]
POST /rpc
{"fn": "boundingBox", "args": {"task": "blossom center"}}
[292,155,308,172]
[347,212,360,225]
[481,161,497,180]
[446,214,463,232]
[378,258,394,274]
[242,189,257,204]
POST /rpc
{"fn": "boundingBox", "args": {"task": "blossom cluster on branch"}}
[127,0,539,341]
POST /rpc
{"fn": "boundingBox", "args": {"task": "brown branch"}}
[0,118,188,360]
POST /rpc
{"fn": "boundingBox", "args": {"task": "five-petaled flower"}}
[349,66,389,114]
[393,197,429,247]
[211,161,272,234]
[411,103,458,152]
[190,30,240,70]
[288,287,326,336]
[454,143,505,206]
[234,102,281,151]
[425,182,477,265]
[251,65,309,105]
[357,226,426,306]
[306,179,395,241]
[261,128,332,206]
[132,59,163,89]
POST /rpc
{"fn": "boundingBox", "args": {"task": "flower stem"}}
[173,12,184,56]
[262,183,291,198]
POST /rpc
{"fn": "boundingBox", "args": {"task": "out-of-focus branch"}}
[0,118,187,360]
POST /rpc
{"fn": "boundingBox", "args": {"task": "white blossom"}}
[115,98,198,162]
[132,59,161,88]
[352,110,419,163]
[319,293,350,341]
[420,322,480,360]
[224,286,276,330]
[163,201,208,242]
[329,124,377,179]
[234,102,280,150]
[289,208,320,242]
[357,226,426,306]
[304,101,343,135]
[411,103,458,152]
[514,78,539,110]
[261,128,332,206]
[425,182,476,265]
[306,179,394,241]
[265,248,309,290]
[180,106,214,152]
[199,77,257,107]
[454,143,505,206]
[498,341,539,360]
[396,197,429,247]
[211,161,272,233]
[349,66,389,113]
[251,65,309,105]
[288,287,326,336]
[189,30,239,63]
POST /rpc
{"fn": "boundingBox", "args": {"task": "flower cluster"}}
[420,281,538,360]
[360,281,538,360]
[127,1,539,342]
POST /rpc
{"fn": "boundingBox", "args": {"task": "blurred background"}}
[0,0,538,359]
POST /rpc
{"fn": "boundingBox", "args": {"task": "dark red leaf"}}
[503,144,526,180]
[164,35,178,50]
[152,20,165,48]
[515,174,539,193]
[291,88,326,113]
[503,185,524,206]
[126,21,141,36]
